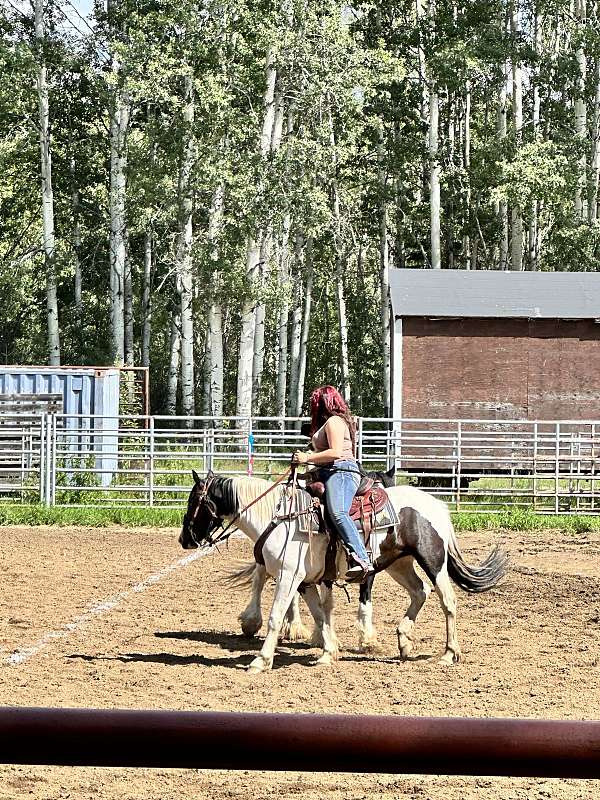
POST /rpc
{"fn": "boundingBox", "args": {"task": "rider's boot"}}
[345,554,374,583]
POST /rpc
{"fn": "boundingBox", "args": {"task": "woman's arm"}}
[292,416,345,465]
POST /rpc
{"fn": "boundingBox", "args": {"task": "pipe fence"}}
[0,707,599,778]
[2,414,600,513]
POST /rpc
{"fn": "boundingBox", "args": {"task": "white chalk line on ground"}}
[4,546,217,667]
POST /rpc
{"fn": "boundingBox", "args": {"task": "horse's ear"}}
[385,465,396,479]
[192,469,201,485]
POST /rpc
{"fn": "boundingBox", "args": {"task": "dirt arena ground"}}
[0,523,599,799]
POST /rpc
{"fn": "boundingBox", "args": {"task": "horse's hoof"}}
[247,656,270,674]
[439,650,460,666]
[358,636,382,655]
[315,652,336,667]
[247,661,266,674]
[239,617,262,637]
[397,637,413,660]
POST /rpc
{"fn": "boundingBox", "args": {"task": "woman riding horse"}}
[292,385,373,582]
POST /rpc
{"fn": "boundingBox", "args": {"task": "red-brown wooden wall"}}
[402,318,600,420]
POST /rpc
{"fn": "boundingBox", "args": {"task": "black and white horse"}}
[179,473,508,672]
[231,465,396,652]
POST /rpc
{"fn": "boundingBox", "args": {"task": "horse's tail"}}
[222,560,259,588]
[446,520,509,593]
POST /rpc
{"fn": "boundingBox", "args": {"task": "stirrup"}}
[345,564,367,582]
[344,557,374,583]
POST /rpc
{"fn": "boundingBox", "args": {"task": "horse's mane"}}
[229,475,281,528]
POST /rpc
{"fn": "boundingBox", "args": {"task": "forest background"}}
[2,0,599,417]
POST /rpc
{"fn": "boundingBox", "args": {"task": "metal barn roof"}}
[389,269,600,319]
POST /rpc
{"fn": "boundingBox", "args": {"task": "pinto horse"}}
[229,465,396,651]
[179,472,508,673]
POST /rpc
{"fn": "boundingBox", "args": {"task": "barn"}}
[389,269,600,422]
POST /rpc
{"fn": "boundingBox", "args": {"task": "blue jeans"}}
[322,460,371,565]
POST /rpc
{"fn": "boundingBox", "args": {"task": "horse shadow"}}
[67,628,317,671]
[154,629,314,652]
[68,648,317,670]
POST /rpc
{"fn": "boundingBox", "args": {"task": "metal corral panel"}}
[0,367,120,486]
[390,269,600,319]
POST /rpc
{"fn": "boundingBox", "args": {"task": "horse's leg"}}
[301,584,339,666]
[433,567,461,665]
[238,563,267,637]
[280,593,311,642]
[386,557,431,660]
[317,583,339,665]
[247,570,305,674]
[357,573,380,653]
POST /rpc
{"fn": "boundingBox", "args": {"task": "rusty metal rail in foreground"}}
[0,708,599,778]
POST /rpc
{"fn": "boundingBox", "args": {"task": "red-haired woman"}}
[292,385,373,581]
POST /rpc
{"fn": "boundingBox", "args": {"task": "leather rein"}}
[189,466,295,548]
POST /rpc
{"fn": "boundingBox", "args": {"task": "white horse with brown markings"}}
[232,465,397,652]
[179,471,508,673]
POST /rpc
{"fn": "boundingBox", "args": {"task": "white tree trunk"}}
[378,127,391,416]
[34,0,60,365]
[124,240,134,366]
[589,58,600,221]
[251,236,270,411]
[287,231,303,416]
[295,235,314,417]
[69,143,82,324]
[575,0,588,219]
[177,74,196,417]
[236,239,261,419]
[202,327,211,416]
[167,309,181,415]
[510,0,523,271]
[141,229,152,368]
[495,48,509,269]
[207,181,224,418]
[464,84,472,268]
[207,302,223,417]
[236,46,277,418]
[73,186,82,322]
[276,223,291,419]
[328,105,350,401]
[429,88,442,269]
[529,6,542,270]
[108,42,129,364]
[416,0,428,127]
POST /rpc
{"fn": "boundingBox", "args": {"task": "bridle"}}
[186,466,294,548]
[186,475,221,547]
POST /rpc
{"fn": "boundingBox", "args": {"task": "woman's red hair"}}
[309,385,356,455]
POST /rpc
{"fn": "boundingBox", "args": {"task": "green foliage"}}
[3,0,600,417]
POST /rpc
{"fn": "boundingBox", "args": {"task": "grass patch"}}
[0,502,599,532]
[0,504,182,528]
[453,509,600,533]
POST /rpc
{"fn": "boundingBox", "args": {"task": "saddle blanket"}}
[292,486,397,560]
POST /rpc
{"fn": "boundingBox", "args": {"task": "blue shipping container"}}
[0,366,120,486]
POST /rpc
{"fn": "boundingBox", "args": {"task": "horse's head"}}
[364,464,396,488]
[179,469,225,550]
[380,465,396,487]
